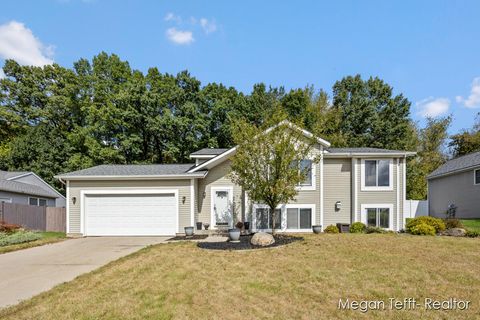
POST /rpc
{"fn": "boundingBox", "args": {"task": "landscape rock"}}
[443,228,467,237]
[250,232,275,246]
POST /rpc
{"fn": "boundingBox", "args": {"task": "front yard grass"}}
[1,234,479,319]
[0,231,66,254]
[461,219,480,232]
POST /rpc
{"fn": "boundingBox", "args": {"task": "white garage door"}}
[85,193,177,236]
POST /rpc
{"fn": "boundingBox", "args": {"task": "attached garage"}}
[83,190,178,236]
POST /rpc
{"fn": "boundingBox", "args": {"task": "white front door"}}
[212,187,233,227]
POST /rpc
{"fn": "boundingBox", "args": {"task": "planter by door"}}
[228,228,241,242]
[184,226,194,236]
[196,222,203,230]
[312,225,322,234]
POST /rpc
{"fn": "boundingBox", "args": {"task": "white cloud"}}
[0,21,54,66]
[164,12,182,24]
[456,77,480,108]
[416,97,450,118]
[199,18,217,34]
[165,28,194,45]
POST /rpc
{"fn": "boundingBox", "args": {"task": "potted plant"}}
[203,222,210,230]
[312,225,322,234]
[228,226,241,242]
[184,226,194,237]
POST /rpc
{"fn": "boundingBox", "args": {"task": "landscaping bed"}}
[197,233,303,250]
[168,234,209,241]
[0,222,66,254]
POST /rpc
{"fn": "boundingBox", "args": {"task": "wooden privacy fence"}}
[0,202,66,232]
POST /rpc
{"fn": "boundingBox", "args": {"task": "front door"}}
[212,188,233,227]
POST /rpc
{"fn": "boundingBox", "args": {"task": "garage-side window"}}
[475,169,480,185]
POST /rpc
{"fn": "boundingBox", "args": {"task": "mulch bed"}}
[169,235,209,241]
[197,234,303,251]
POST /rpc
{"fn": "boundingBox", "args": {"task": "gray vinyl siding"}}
[428,168,480,219]
[68,179,191,234]
[10,174,66,207]
[196,160,243,226]
[323,158,351,227]
[355,158,401,230]
[0,191,56,207]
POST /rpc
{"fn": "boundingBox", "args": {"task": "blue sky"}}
[1,0,479,133]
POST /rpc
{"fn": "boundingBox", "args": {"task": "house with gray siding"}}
[428,151,480,219]
[0,171,66,207]
[55,122,414,237]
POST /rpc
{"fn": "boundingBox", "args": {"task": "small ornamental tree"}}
[229,115,320,234]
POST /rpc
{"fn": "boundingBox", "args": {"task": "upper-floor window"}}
[299,160,313,186]
[362,159,392,190]
[475,169,480,185]
[29,197,47,207]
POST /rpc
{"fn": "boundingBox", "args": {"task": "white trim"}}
[0,198,12,203]
[189,154,217,159]
[9,172,66,200]
[28,196,48,206]
[210,186,234,228]
[188,147,237,173]
[360,158,394,191]
[352,158,358,222]
[396,158,400,231]
[324,152,416,158]
[295,160,316,191]
[80,188,179,236]
[474,168,480,185]
[56,173,207,180]
[66,180,70,234]
[190,179,195,227]
[360,203,394,230]
[252,203,316,233]
[402,157,407,229]
[320,149,324,230]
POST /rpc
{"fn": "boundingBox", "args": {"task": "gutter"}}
[427,164,480,180]
[324,152,416,158]
[54,172,208,181]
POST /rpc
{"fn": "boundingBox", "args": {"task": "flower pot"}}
[184,226,194,237]
[196,222,203,230]
[244,221,250,231]
[228,228,241,242]
[312,225,322,234]
[203,223,210,230]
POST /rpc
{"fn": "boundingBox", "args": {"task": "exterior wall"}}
[428,168,480,219]
[355,157,401,230]
[11,174,66,207]
[67,179,191,235]
[196,160,243,227]
[0,191,56,207]
[323,158,351,227]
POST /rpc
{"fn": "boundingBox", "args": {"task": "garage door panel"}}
[85,193,177,236]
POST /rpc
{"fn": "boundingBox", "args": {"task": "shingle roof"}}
[428,151,480,179]
[56,164,201,177]
[327,147,411,154]
[190,148,229,156]
[0,180,58,198]
[0,170,29,180]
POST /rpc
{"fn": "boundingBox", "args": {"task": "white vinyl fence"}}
[404,200,428,221]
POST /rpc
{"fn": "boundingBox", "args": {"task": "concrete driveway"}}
[0,237,168,309]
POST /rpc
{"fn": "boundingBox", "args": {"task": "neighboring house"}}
[0,171,66,207]
[428,151,480,219]
[55,123,415,237]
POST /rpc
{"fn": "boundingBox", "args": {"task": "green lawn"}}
[0,233,479,319]
[0,231,66,254]
[461,219,480,232]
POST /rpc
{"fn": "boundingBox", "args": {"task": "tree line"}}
[1,52,479,198]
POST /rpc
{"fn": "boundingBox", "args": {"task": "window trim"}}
[252,203,316,232]
[474,168,480,186]
[295,160,316,191]
[360,204,394,230]
[360,159,393,191]
[0,198,12,203]
[28,197,48,207]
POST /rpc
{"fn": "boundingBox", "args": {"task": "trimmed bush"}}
[350,222,366,233]
[365,226,389,234]
[444,218,463,229]
[409,223,436,236]
[465,230,480,238]
[324,225,339,234]
[406,216,446,234]
[0,231,42,247]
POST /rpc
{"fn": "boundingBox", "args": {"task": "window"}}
[363,159,391,189]
[364,207,390,229]
[292,159,314,187]
[255,208,282,230]
[475,169,480,185]
[286,208,312,229]
[29,197,47,207]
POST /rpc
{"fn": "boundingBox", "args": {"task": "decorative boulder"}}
[251,232,275,246]
[444,228,467,237]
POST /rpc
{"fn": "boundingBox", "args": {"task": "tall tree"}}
[449,113,480,157]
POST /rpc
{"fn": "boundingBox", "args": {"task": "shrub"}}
[465,230,480,238]
[235,221,244,229]
[0,231,42,246]
[406,216,446,234]
[365,226,388,234]
[409,223,436,236]
[0,221,22,234]
[444,218,463,229]
[324,225,339,233]
[350,222,366,233]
